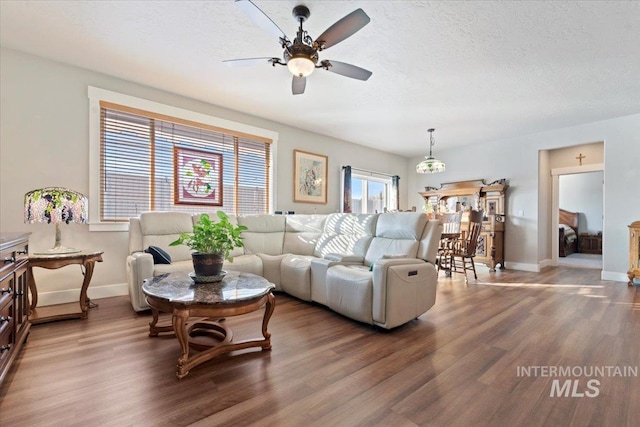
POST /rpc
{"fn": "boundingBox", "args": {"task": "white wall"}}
[548,142,604,169]
[0,48,408,303]
[559,172,604,235]
[409,115,640,281]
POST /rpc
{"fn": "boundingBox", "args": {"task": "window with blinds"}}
[99,102,271,221]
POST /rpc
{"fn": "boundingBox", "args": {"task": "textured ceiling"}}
[1,1,639,157]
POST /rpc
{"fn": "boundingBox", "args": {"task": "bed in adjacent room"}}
[559,208,579,257]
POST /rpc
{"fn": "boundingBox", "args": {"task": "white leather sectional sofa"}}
[127,211,443,329]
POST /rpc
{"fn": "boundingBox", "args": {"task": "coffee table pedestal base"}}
[147,292,275,379]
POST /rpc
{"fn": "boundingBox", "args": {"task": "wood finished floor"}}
[1,266,638,427]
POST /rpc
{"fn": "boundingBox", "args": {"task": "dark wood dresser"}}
[0,232,31,385]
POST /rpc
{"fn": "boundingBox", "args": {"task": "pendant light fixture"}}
[416,128,446,174]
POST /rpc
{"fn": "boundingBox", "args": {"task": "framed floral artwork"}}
[294,149,327,204]
[174,147,223,206]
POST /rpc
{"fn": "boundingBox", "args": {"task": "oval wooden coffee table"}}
[142,270,275,379]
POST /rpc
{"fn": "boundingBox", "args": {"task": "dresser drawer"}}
[0,300,13,339]
[0,272,14,309]
[0,320,15,359]
[0,326,13,365]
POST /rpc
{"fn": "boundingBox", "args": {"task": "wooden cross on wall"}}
[576,153,586,166]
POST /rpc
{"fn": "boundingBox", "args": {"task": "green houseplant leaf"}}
[169,211,248,262]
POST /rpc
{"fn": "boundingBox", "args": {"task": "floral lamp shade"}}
[24,187,88,254]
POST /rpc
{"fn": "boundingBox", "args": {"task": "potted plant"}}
[170,211,248,279]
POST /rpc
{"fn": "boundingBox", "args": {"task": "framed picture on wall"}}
[488,200,497,215]
[294,149,328,204]
[174,147,223,206]
[485,195,502,216]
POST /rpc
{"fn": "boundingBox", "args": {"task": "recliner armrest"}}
[126,251,154,312]
[129,251,154,271]
[372,257,426,272]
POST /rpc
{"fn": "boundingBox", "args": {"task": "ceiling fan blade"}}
[314,9,370,50]
[323,60,372,81]
[223,57,279,67]
[235,0,289,43]
[292,76,306,95]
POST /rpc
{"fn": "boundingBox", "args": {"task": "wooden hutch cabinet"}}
[0,232,31,385]
[420,179,508,271]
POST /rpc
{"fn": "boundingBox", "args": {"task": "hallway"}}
[558,252,602,270]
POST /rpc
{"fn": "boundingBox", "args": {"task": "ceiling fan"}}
[224,0,372,95]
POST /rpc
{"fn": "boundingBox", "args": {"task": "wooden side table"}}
[580,233,602,254]
[28,251,103,324]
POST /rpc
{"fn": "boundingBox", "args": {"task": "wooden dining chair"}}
[438,211,463,236]
[435,211,463,274]
[451,210,484,281]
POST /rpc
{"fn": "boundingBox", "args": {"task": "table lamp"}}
[24,187,88,254]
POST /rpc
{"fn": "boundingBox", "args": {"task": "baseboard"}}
[505,262,540,272]
[539,259,553,269]
[601,271,631,283]
[37,283,129,307]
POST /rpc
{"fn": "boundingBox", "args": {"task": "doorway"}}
[551,163,604,268]
[557,171,603,269]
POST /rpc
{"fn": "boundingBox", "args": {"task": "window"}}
[89,87,278,230]
[350,172,393,214]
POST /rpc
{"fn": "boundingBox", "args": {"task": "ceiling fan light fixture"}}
[230,2,372,94]
[287,55,315,77]
[416,128,446,174]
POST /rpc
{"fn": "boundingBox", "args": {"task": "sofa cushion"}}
[365,213,427,265]
[145,246,172,264]
[140,211,194,262]
[257,253,288,290]
[280,254,314,301]
[283,215,326,255]
[152,255,263,278]
[326,265,373,324]
[375,212,427,240]
[154,260,193,275]
[140,211,194,235]
[314,213,376,258]
[223,254,263,276]
[238,215,286,255]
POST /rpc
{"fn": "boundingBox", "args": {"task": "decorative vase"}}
[191,252,224,278]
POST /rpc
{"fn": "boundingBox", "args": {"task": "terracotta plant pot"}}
[191,252,224,277]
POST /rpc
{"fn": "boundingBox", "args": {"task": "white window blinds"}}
[99,102,271,221]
